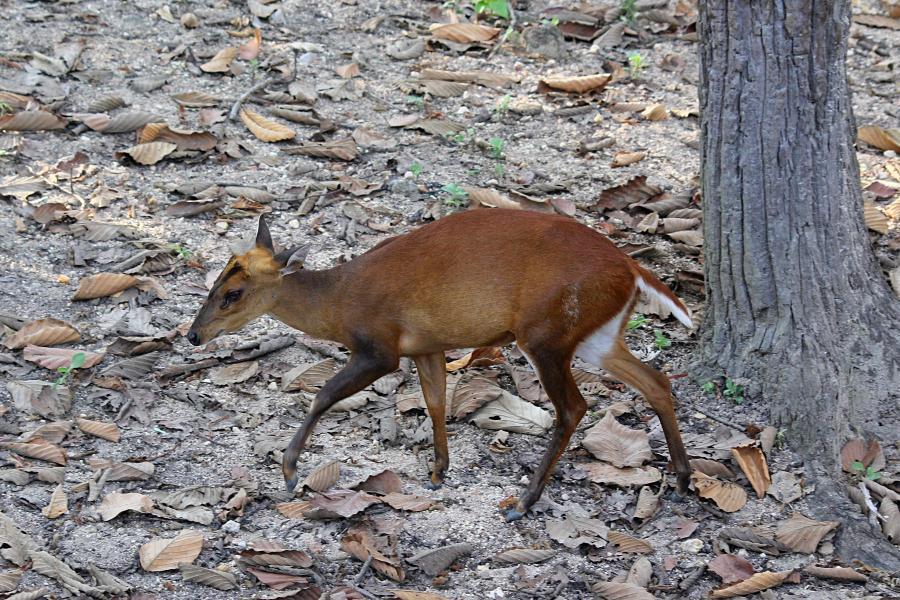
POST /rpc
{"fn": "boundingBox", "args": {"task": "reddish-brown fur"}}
[189,209,692,520]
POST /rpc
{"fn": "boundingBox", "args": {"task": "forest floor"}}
[1,0,899,599]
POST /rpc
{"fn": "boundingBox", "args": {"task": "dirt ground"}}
[1,0,899,599]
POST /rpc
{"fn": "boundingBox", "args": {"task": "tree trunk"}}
[697,0,900,569]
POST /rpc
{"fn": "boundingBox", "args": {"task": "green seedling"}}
[54,352,86,388]
[626,314,648,330]
[488,137,505,159]
[475,0,510,19]
[541,16,561,27]
[0,102,12,115]
[495,94,512,119]
[621,0,637,24]
[653,329,671,350]
[494,163,505,177]
[723,378,744,404]
[409,162,423,178]
[628,52,645,78]
[851,461,881,480]
[452,127,477,145]
[169,244,192,259]
[406,94,425,108]
[701,380,716,395]
[442,183,469,207]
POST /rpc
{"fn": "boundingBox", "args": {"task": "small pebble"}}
[289,219,300,229]
[268,382,278,391]
[215,220,229,233]
[680,538,704,554]
[222,520,240,534]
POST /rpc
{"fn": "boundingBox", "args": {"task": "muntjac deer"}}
[189,209,693,520]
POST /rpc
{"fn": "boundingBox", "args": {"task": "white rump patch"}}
[636,277,693,328]
[575,302,632,366]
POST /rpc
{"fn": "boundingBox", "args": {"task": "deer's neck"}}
[270,267,346,342]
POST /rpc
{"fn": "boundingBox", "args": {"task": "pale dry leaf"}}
[209,360,259,385]
[691,472,747,512]
[200,47,238,73]
[117,142,177,166]
[641,104,668,121]
[582,413,652,467]
[878,498,899,544]
[303,460,340,492]
[538,74,611,94]
[72,273,139,300]
[586,463,661,487]
[0,570,21,592]
[689,458,735,479]
[625,556,652,588]
[731,445,771,498]
[308,490,381,518]
[99,492,154,521]
[469,390,553,435]
[633,485,660,519]
[864,201,889,234]
[340,528,404,581]
[767,471,802,504]
[356,470,403,495]
[240,108,296,142]
[708,554,755,583]
[41,484,68,519]
[463,186,521,210]
[407,542,472,576]
[4,318,80,349]
[774,512,838,553]
[612,151,647,167]
[19,420,73,444]
[607,531,653,554]
[88,459,155,481]
[139,530,204,571]
[858,126,900,152]
[75,417,121,442]
[392,591,449,600]
[1,440,67,465]
[429,22,500,43]
[0,111,67,131]
[382,493,433,512]
[30,551,100,595]
[178,563,237,590]
[592,581,655,600]
[709,570,791,598]
[283,138,358,160]
[419,68,519,88]
[171,91,221,107]
[492,548,555,564]
[803,565,867,582]
[137,123,217,151]
[667,229,704,246]
[546,515,608,548]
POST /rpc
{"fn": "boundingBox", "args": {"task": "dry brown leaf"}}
[592,581,655,600]
[582,413,652,467]
[858,126,900,152]
[245,567,309,589]
[356,470,403,495]
[878,498,899,543]
[336,63,360,78]
[667,230,704,246]
[308,490,381,518]
[430,22,500,43]
[608,531,653,554]
[238,29,262,60]
[282,358,337,392]
[538,74,611,94]
[612,151,647,167]
[341,527,405,581]
[449,372,503,418]
[200,47,238,73]
[661,217,700,233]
[731,445,771,498]
[42,484,68,519]
[171,91,221,107]
[382,493,433,512]
[641,104,668,121]
[4,318,80,349]
[117,142,177,166]
[407,542,472,576]
[23,346,103,371]
[710,570,791,598]
[689,458,736,479]
[392,591,449,600]
[691,472,747,512]
[445,347,504,371]
[99,492,154,521]
[179,563,237,591]
[303,460,340,492]
[586,463,661,487]
[853,14,900,29]
[274,501,313,519]
[75,417,121,442]
[864,201,889,234]
[20,420,73,444]
[708,554,755,583]
[463,186,520,210]
[774,512,838,553]
[840,437,884,471]
[0,111,67,131]
[240,108,296,142]
[633,485,660,519]
[803,565,867,582]
[596,176,663,211]
[283,138,358,160]
[492,548,555,564]
[1,440,67,465]
[88,459,155,481]
[72,273,139,300]
[137,123,217,151]
[139,530,204,571]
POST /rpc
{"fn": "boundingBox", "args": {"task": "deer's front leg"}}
[413,353,449,487]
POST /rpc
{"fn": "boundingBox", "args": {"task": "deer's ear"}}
[276,245,310,276]
[255,215,274,252]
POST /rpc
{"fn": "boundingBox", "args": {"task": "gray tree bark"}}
[697,0,900,569]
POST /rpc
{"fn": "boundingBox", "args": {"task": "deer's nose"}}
[187,331,200,346]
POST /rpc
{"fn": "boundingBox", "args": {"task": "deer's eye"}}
[222,289,242,307]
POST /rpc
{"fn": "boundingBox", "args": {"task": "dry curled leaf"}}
[0,111,67,131]
[42,484,68,519]
[75,417,121,442]
[689,458,735,479]
[88,459,155,481]
[864,201,889,234]
[464,186,521,210]
[592,581,655,600]
[23,346,103,371]
[774,512,838,553]
[710,570,791,598]
[612,151,647,167]
[858,126,900,152]
[171,91,221,107]
[138,123,217,151]
[430,22,500,43]
[586,463,661,487]
[179,563,236,590]
[582,413,652,467]
[469,390,553,435]
[239,29,262,60]
[356,470,403,495]
[607,531,653,554]
[493,548,555,564]
[240,108,296,142]
[538,74,611,94]
[72,273,138,300]
[308,490,381,518]
[392,592,449,600]
[633,485,660,519]
[803,565,867,582]
[341,527,405,581]
[382,493,433,512]
[117,142,177,166]
[4,318,80,349]
[708,554,755,583]
[879,497,900,543]
[99,492,154,521]
[1,440,67,465]
[282,359,337,392]
[691,471,747,512]
[407,542,473,576]
[731,445,771,498]
[201,47,238,73]
[303,460,340,492]
[450,372,503,418]
[139,530,204,571]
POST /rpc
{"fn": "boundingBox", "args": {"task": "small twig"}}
[353,555,373,585]
[487,3,518,59]
[858,481,886,526]
[229,78,272,121]
[350,584,378,600]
